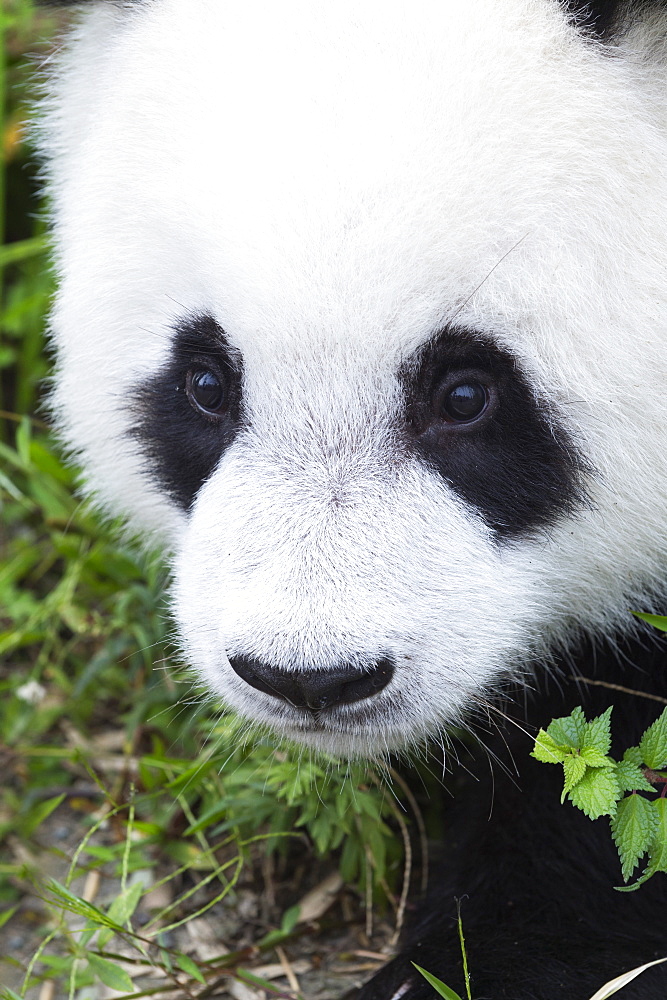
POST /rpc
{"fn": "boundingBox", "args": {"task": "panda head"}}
[41,0,667,756]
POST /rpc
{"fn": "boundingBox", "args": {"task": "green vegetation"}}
[532,615,667,896]
[533,702,667,890]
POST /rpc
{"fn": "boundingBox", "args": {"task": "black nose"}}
[228,655,394,711]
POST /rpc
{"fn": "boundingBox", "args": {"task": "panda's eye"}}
[186,368,228,415]
[436,381,489,423]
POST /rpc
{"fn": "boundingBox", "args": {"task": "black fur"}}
[132,315,244,510]
[357,636,667,1000]
[402,329,587,539]
[563,0,667,36]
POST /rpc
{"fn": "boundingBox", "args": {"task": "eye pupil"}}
[190,369,226,413]
[443,382,488,422]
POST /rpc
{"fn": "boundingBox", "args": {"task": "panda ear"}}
[564,0,667,37]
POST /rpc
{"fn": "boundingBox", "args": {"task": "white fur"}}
[39,0,667,755]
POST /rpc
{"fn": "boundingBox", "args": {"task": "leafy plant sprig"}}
[532,704,667,890]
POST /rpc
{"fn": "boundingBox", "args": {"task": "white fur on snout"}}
[173,419,539,755]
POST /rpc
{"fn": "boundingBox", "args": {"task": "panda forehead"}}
[59,0,657,360]
[77,0,636,171]
[90,2,566,233]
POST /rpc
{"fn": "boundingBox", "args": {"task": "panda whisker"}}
[449,232,531,326]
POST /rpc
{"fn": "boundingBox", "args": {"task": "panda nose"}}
[228,655,394,711]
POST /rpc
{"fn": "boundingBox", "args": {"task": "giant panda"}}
[36,0,667,996]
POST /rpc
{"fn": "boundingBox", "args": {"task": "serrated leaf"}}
[632,612,667,632]
[532,730,568,764]
[547,707,587,750]
[611,794,657,881]
[568,767,621,820]
[640,708,667,769]
[647,798,667,874]
[580,747,615,769]
[87,954,134,992]
[106,882,143,928]
[614,799,667,892]
[562,755,587,800]
[583,707,613,756]
[587,957,667,999]
[616,759,654,793]
[412,964,464,1000]
[623,745,643,766]
[176,953,206,984]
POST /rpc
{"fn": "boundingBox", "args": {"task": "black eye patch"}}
[131,314,243,510]
[401,328,589,539]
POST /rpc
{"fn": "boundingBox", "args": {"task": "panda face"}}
[138,316,584,755]
[43,0,667,755]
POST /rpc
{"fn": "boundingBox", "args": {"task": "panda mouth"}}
[271,698,418,756]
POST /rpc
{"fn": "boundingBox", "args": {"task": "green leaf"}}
[96,926,115,949]
[623,745,643,766]
[15,417,32,467]
[611,794,658,881]
[632,612,667,632]
[532,730,568,764]
[45,880,111,926]
[0,906,18,931]
[356,791,383,819]
[616,759,654,793]
[615,799,667,892]
[176,953,206,984]
[1,989,25,1000]
[647,797,667,875]
[583,707,613,757]
[106,882,143,928]
[562,755,587,800]
[21,793,66,838]
[412,964,464,1000]
[0,235,47,267]
[339,834,362,882]
[568,767,621,820]
[579,748,614,769]
[280,904,301,934]
[87,954,134,992]
[640,708,667,769]
[238,969,282,990]
[547,707,587,750]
